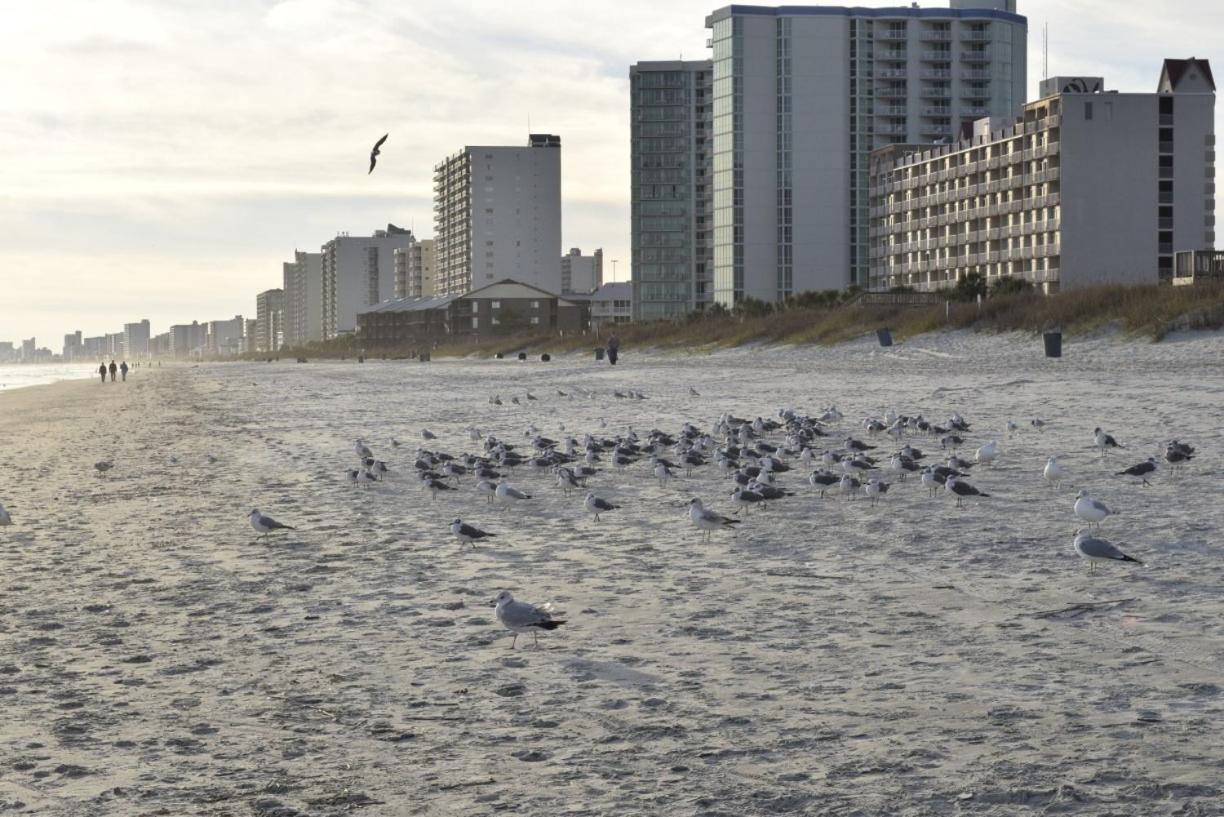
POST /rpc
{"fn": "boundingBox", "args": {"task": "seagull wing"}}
[374,133,389,150]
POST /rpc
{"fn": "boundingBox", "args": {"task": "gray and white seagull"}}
[451,518,495,548]
[494,590,565,649]
[248,509,295,539]
[1073,529,1143,574]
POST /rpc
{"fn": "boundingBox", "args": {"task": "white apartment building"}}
[122,320,151,359]
[433,134,562,296]
[707,1,1026,304]
[561,247,603,294]
[283,250,323,347]
[255,288,285,353]
[321,226,414,338]
[394,239,437,299]
[629,60,714,320]
[869,59,1216,291]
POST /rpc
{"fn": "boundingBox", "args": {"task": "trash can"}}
[358,355,365,363]
[1043,332,1062,359]
[594,347,605,361]
[541,354,551,362]
[495,353,504,360]
[876,328,894,348]
[517,352,527,361]
[419,352,430,362]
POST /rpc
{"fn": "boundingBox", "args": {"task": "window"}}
[1084,102,1093,120]
[491,300,501,309]
[530,317,540,325]
[531,301,540,308]
[471,317,479,329]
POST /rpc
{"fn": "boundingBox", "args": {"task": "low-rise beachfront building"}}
[868,58,1216,292]
[356,279,589,351]
[586,282,634,330]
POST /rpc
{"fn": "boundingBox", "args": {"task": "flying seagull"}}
[494,590,565,649]
[369,133,388,174]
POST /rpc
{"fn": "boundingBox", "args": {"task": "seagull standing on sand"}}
[1073,529,1143,574]
[248,509,296,539]
[494,590,565,649]
[584,493,619,522]
[0,502,11,526]
[688,498,741,541]
[1043,456,1067,490]
[975,440,1001,466]
[368,133,388,174]
[945,476,989,508]
[1074,490,1116,528]
[1094,427,1122,454]
[495,478,532,509]
[94,461,114,476]
[451,518,495,548]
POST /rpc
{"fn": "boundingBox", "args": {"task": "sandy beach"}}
[1,331,1223,816]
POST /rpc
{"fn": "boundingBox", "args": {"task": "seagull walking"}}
[451,518,495,548]
[494,590,565,649]
[1117,457,1158,487]
[248,509,296,539]
[584,493,619,521]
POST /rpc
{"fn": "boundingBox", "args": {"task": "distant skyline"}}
[2,0,1222,343]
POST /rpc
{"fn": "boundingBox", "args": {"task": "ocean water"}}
[0,364,99,392]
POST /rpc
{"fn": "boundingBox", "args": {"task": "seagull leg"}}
[510,633,518,649]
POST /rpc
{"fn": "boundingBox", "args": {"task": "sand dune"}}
[1,331,1222,815]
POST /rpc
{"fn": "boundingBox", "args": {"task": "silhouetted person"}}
[606,334,620,366]
[108,361,117,382]
[99,363,107,383]
[120,361,129,381]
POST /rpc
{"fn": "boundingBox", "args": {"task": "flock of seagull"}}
[234,394,1198,647]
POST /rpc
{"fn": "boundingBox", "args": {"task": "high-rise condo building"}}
[433,135,562,296]
[255,288,285,353]
[123,320,151,359]
[706,1,1026,305]
[630,60,714,320]
[283,250,323,347]
[869,59,1216,291]
[561,247,604,294]
[394,238,437,298]
[321,225,414,339]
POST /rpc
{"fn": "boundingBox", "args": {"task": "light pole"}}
[612,259,619,280]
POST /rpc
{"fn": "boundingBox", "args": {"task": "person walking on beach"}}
[108,361,117,382]
[99,363,107,383]
[120,361,129,381]
[606,334,621,366]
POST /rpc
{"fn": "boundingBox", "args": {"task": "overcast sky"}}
[1,0,1220,346]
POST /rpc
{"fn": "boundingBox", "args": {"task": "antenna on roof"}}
[1043,23,1049,80]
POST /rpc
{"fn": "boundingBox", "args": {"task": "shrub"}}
[989,276,1034,298]
[952,272,987,302]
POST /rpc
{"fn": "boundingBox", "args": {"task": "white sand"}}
[1,331,1222,815]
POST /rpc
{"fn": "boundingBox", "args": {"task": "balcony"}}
[878,124,909,135]
[875,105,908,116]
[961,30,991,42]
[962,106,991,117]
[876,68,909,79]
[961,50,991,63]
[922,51,953,62]
[875,29,908,41]
[962,69,991,81]
[921,88,952,100]
[922,68,952,79]
[923,106,952,116]
[877,86,907,99]
[877,49,908,60]
[923,29,952,41]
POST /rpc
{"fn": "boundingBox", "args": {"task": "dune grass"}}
[414,283,1224,359]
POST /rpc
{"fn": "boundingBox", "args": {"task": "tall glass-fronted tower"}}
[707,1,1027,304]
